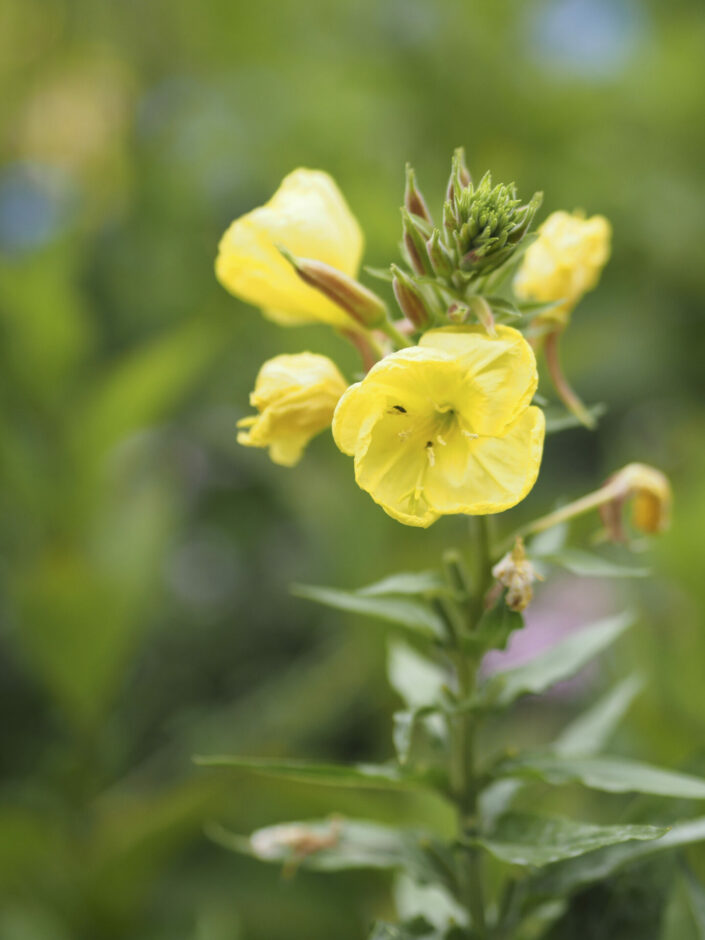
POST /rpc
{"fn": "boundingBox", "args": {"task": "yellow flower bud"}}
[600,463,672,542]
[514,210,611,326]
[237,353,348,467]
[216,169,364,328]
[491,537,541,612]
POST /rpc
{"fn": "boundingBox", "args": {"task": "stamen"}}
[462,430,479,440]
[392,404,407,413]
[436,434,447,446]
[425,441,435,466]
[398,430,410,441]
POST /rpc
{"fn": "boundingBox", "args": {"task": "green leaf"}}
[394,874,467,930]
[364,265,394,282]
[535,547,650,579]
[369,918,450,940]
[207,818,434,877]
[480,611,633,707]
[554,674,644,758]
[193,755,432,791]
[388,641,449,709]
[530,817,705,897]
[474,812,667,867]
[292,584,446,639]
[393,707,439,765]
[681,864,705,938]
[467,599,524,657]
[498,754,705,799]
[360,571,451,598]
[544,403,607,434]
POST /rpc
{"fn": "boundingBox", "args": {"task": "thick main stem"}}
[448,516,493,936]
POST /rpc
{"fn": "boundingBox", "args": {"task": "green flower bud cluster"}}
[395,149,542,331]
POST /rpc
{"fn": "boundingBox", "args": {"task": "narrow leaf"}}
[194,755,431,791]
[531,817,705,896]
[292,584,446,638]
[554,674,644,758]
[388,640,449,709]
[537,548,650,579]
[544,403,607,434]
[469,600,524,657]
[360,571,450,598]
[474,812,667,867]
[498,754,705,799]
[480,611,633,707]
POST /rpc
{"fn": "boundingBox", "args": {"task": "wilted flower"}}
[332,325,545,527]
[492,537,541,612]
[216,169,363,328]
[600,463,672,542]
[514,210,611,325]
[238,353,347,467]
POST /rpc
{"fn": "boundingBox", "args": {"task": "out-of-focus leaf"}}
[467,599,524,656]
[480,611,633,707]
[387,641,448,709]
[193,755,436,791]
[554,674,644,758]
[368,918,449,940]
[535,547,650,578]
[683,865,705,937]
[394,874,467,930]
[208,818,440,882]
[497,754,705,799]
[359,571,450,598]
[530,817,705,897]
[393,707,439,765]
[662,876,700,940]
[292,584,446,638]
[474,812,666,867]
[544,403,607,433]
[515,901,567,940]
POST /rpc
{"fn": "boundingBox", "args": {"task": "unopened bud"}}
[404,164,432,224]
[446,146,472,203]
[600,463,672,542]
[426,229,454,278]
[401,209,433,276]
[492,537,541,612]
[279,248,387,328]
[391,265,432,330]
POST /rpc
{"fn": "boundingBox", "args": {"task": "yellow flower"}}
[238,353,348,467]
[332,325,545,527]
[216,169,364,328]
[600,463,672,541]
[514,210,611,326]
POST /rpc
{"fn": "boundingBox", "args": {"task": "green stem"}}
[544,328,596,429]
[447,516,493,936]
[377,318,413,348]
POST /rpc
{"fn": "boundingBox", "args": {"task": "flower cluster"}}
[215,154,662,532]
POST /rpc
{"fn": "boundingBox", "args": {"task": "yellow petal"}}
[419,325,538,435]
[216,169,364,327]
[423,407,545,515]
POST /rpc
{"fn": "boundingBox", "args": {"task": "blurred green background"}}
[1,0,704,937]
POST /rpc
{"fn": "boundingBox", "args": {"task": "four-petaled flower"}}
[216,169,363,328]
[514,210,611,326]
[332,326,545,527]
[238,353,348,467]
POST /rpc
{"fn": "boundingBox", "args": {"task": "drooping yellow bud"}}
[216,169,364,328]
[600,463,672,542]
[237,353,348,467]
[492,537,542,612]
[514,210,611,326]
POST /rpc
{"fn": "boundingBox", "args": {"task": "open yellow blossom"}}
[332,325,545,527]
[238,353,348,467]
[514,210,611,326]
[216,169,364,328]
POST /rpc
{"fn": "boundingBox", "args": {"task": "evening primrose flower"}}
[238,353,347,467]
[332,325,545,527]
[514,210,611,326]
[216,169,364,328]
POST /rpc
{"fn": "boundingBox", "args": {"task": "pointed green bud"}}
[401,208,433,276]
[446,147,472,204]
[426,229,454,278]
[279,247,387,328]
[404,164,433,223]
[391,264,432,329]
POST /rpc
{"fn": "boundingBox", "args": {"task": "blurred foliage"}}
[0,0,704,937]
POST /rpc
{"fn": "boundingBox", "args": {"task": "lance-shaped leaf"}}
[683,865,705,938]
[473,812,666,867]
[388,641,448,764]
[534,547,650,579]
[530,816,705,897]
[292,584,446,639]
[194,755,435,791]
[479,611,633,708]
[544,403,607,434]
[467,600,524,658]
[496,754,705,799]
[479,675,643,828]
[369,919,446,940]
[208,818,442,882]
[360,571,451,598]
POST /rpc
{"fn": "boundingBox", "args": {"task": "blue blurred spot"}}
[527,0,647,78]
[0,163,76,253]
